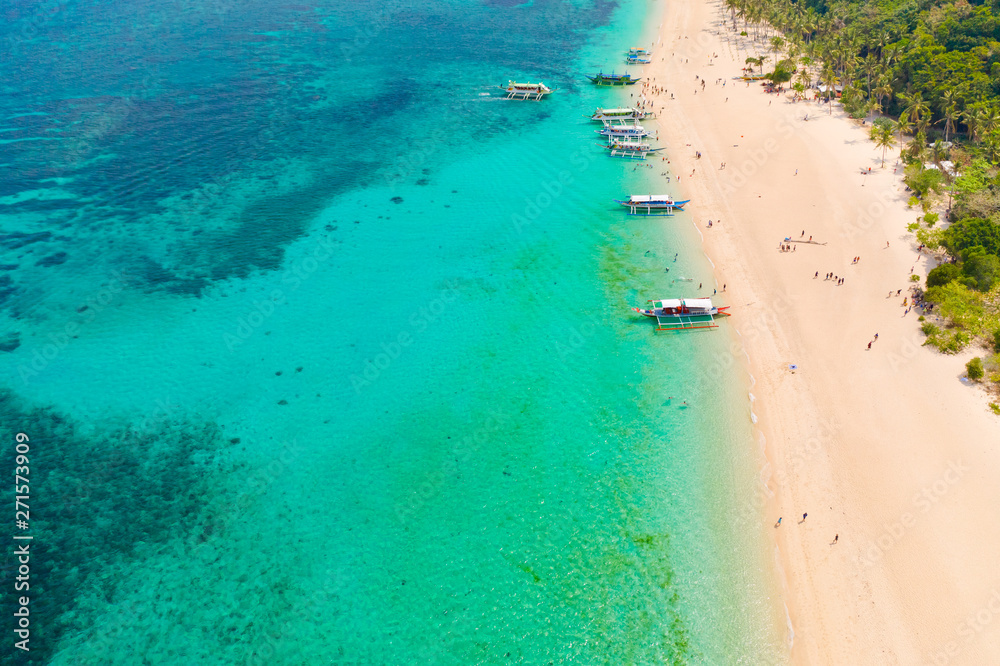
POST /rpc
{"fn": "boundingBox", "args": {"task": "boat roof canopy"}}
[657,299,682,308]
[684,298,713,309]
[630,195,672,202]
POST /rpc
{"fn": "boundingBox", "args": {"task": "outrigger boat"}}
[596,121,652,138]
[501,80,553,100]
[614,194,690,215]
[600,138,664,160]
[626,55,652,65]
[587,71,641,86]
[628,47,653,57]
[589,107,654,121]
[632,298,730,332]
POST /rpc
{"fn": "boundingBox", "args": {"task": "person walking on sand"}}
[800,513,807,523]
[874,333,878,340]
[831,534,838,545]
[868,341,872,350]
[775,517,782,528]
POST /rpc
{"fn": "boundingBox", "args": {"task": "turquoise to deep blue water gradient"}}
[0,0,786,663]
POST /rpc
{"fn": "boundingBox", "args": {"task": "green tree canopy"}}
[943,217,1000,256]
[927,262,962,288]
[960,246,1000,291]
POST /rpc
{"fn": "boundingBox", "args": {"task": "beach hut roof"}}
[924,161,956,175]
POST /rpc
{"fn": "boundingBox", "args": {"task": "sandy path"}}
[640,1,1000,663]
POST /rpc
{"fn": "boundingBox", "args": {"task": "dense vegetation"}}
[725,0,1000,402]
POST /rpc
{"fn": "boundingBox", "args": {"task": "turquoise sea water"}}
[1,0,786,663]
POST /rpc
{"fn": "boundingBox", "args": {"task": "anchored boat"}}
[596,121,652,138]
[600,138,663,160]
[589,107,654,121]
[587,71,641,86]
[632,298,730,332]
[626,55,652,65]
[614,194,690,215]
[501,81,553,100]
[628,47,653,57]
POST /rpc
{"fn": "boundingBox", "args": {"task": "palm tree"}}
[874,79,893,121]
[985,134,1000,162]
[862,55,879,100]
[821,63,837,115]
[882,44,900,68]
[871,122,895,168]
[981,107,1000,139]
[910,130,928,161]
[796,68,811,90]
[867,98,882,123]
[929,139,948,169]
[770,35,785,57]
[745,55,768,75]
[937,91,959,143]
[902,93,931,134]
[938,103,959,144]
[962,107,984,143]
[896,112,913,157]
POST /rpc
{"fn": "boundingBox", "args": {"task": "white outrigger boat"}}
[632,297,730,332]
[596,120,652,138]
[614,194,690,215]
[626,54,653,65]
[628,47,653,57]
[501,80,553,100]
[589,107,654,121]
[600,138,664,159]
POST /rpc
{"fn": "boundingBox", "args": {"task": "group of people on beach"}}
[815,272,844,285]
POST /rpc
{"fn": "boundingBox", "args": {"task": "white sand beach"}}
[643,0,1000,662]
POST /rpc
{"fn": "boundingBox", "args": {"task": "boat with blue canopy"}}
[614,194,690,215]
[587,71,641,86]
